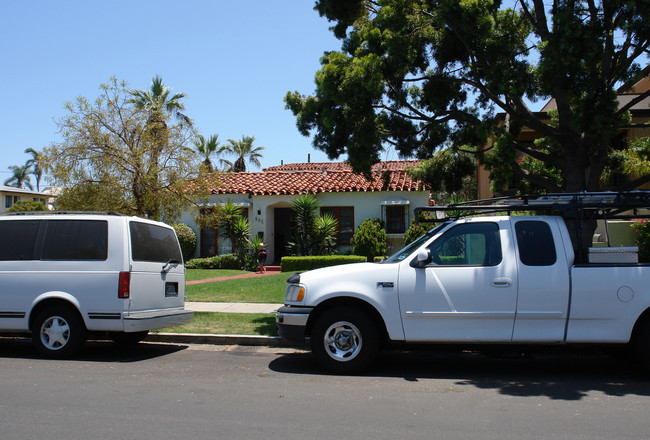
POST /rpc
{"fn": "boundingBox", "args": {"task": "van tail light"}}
[118,271,131,299]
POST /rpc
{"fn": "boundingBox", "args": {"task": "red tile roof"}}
[206,160,425,196]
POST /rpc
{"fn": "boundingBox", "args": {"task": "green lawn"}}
[186,272,287,303]
[154,312,277,336]
[185,269,250,281]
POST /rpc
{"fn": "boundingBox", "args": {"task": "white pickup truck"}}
[277,209,650,373]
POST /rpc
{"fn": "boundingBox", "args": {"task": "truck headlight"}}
[285,284,305,303]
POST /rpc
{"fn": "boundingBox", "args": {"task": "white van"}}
[0,212,193,357]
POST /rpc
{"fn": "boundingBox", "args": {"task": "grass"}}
[154,312,277,336]
[185,272,287,303]
[185,269,250,282]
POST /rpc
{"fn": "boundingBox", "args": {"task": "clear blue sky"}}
[0,1,349,185]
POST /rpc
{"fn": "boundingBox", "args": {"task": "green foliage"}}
[407,149,476,195]
[281,255,367,272]
[287,194,338,256]
[172,223,197,262]
[403,217,432,245]
[43,77,202,223]
[219,135,264,172]
[7,200,47,212]
[352,218,388,262]
[288,0,650,193]
[632,220,650,263]
[185,254,239,270]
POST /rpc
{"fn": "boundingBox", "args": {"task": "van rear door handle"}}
[491,277,512,287]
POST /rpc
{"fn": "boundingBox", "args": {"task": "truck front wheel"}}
[310,307,379,374]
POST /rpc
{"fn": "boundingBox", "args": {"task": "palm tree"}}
[193,134,220,173]
[127,76,190,218]
[220,135,264,172]
[4,165,33,190]
[24,147,43,191]
[128,75,191,127]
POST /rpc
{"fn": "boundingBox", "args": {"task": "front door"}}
[398,221,518,342]
[274,208,293,263]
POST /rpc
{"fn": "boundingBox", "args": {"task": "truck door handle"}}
[491,277,512,287]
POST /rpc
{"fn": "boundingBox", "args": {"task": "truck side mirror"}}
[410,249,432,268]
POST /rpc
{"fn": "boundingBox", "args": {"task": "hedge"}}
[185,254,240,270]
[281,255,367,272]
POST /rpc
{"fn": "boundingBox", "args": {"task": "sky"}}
[0,1,355,186]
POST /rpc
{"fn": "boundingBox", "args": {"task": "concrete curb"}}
[147,332,302,347]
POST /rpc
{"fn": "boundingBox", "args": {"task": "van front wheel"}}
[32,306,86,358]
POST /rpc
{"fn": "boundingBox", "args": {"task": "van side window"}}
[130,221,182,263]
[427,222,502,266]
[0,220,40,260]
[515,220,557,266]
[42,220,108,260]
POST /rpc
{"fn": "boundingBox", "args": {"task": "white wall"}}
[181,191,430,262]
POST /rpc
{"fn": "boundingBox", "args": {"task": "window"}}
[0,220,40,260]
[5,196,12,209]
[130,221,182,263]
[321,207,354,245]
[199,207,249,257]
[428,222,502,266]
[515,220,557,266]
[385,205,406,233]
[42,220,108,260]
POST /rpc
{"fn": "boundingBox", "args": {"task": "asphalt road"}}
[1,338,650,440]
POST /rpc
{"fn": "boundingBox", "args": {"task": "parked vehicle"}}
[0,212,193,357]
[277,192,650,373]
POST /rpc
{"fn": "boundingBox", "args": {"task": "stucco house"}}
[180,160,431,263]
[0,185,50,213]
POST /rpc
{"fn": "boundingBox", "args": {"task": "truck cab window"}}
[515,220,556,266]
[427,222,502,266]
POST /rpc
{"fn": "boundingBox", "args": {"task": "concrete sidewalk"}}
[185,302,281,314]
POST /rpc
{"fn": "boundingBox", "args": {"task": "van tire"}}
[32,306,86,358]
[110,331,149,345]
[310,307,379,374]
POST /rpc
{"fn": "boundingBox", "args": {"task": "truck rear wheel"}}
[32,305,86,358]
[310,307,379,374]
[634,319,650,371]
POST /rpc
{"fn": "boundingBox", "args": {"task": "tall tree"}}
[128,76,192,217]
[24,147,43,191]
[285,0,650,254]
[4,164,33,189]
[286,0,650,191]
[193,134,220,173]
[43,77,204,222]
[220,135,265,172]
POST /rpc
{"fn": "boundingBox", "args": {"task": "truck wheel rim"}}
[40,316,70,351]
[323,321,362,362]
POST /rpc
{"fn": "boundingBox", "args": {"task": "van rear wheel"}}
[110,331,149,345]
[32,306,86,358]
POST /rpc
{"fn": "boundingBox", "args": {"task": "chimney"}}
[308,154,311,163]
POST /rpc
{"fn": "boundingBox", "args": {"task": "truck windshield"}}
[382,223,448,263]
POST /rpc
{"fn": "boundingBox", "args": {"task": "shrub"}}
[352,218,388,262]
[185,254,239,269]
[281,255,367,272]
[633,219,650,262]
[172,223,197,262]
[7,200,47,212]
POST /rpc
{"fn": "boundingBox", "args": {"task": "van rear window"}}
[0,220,39,260]
[42,220,108,260]
[129,221,182,263]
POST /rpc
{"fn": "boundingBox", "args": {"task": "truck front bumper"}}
[276,306,312,344]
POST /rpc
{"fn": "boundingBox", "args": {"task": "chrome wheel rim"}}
[323,321,362,362]
[40,316,70,351]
